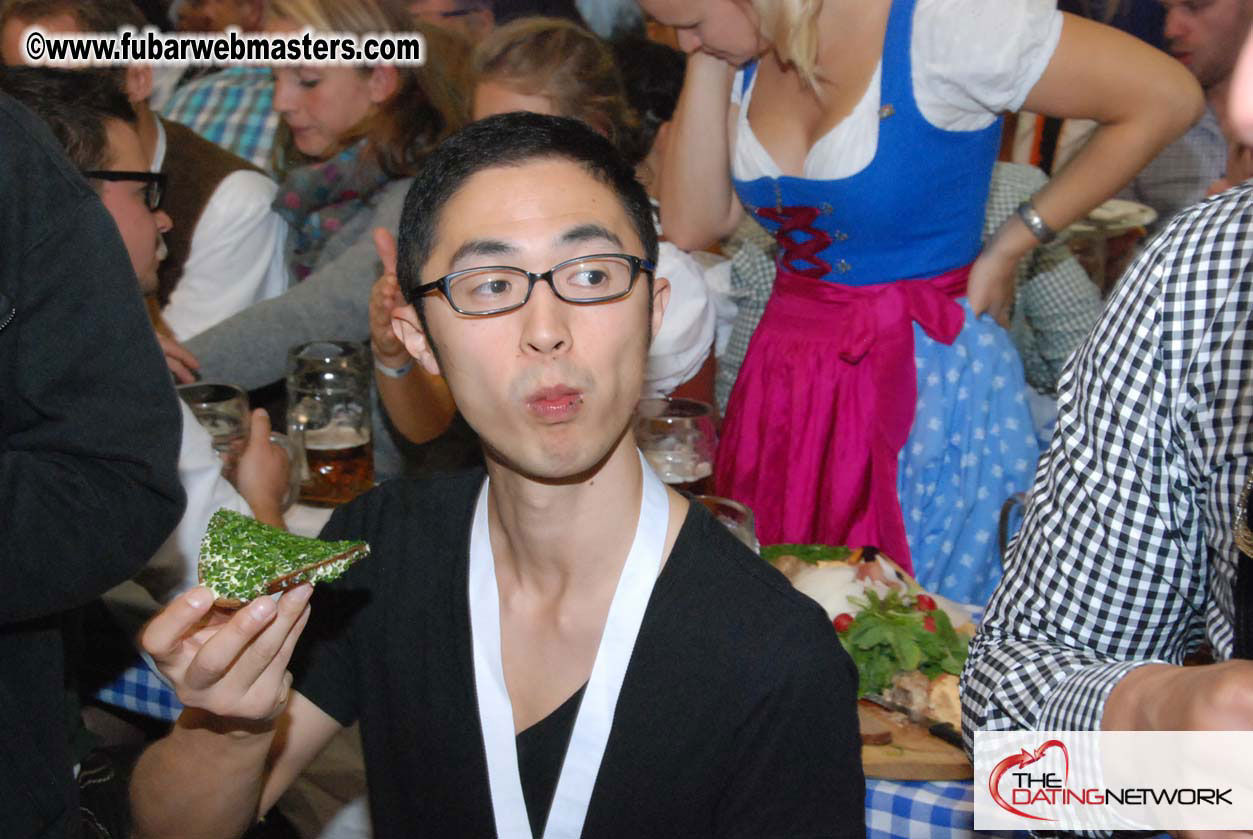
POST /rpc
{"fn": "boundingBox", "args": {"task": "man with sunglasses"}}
[130,113,865,839]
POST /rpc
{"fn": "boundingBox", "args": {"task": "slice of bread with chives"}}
[198,509,370,609]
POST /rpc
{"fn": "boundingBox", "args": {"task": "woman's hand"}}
[369,227,410,369]
[967,247,1021,328]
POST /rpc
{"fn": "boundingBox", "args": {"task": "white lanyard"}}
[468,453,670,839]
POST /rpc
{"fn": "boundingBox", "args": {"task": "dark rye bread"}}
[198,509,369,609]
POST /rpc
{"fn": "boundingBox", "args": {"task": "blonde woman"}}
[642,0,1202,604]
[181,0,468,479]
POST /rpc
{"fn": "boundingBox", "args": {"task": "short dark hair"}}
[0,66,136,170]
[396,111,658,331]
[611,36,686,156]
[0,0,147,33]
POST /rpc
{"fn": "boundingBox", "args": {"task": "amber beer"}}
[300,425,374,507]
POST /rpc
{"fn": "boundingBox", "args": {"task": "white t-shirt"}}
[731,0,1063,181]
[151,119,289,341]
[644,241,719,397]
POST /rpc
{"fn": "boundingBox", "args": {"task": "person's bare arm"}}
[969,14,1204,323]
[1102,660,1253,731]
[130,585,341,839]
[655,52,743,251]
[371,228,457,444]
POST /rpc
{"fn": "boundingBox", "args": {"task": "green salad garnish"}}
[760,543,855,564]
[835,590,969,697]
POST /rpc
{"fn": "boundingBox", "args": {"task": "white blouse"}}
[731,0,1064,182]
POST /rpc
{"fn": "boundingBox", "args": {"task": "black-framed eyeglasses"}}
[82,170,166,211]
[415,253,655,316]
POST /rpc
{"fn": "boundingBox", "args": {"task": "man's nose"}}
[1164,7,1190,46]
[153,209,173,233]
[518,280,571,357]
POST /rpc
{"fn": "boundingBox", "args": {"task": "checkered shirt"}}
[1116,106,1227,232]
[986,162,1104,394]
[160,66,278,173]
[962,183,1253,744]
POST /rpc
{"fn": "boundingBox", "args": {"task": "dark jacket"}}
[0,92,185,839]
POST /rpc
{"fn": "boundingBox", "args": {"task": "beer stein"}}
[286,341,374,507]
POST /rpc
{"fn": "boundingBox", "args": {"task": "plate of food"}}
[762,544,973,780]
[1069,198,1158,236]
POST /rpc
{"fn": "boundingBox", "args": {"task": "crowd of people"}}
[1,0,1250,836]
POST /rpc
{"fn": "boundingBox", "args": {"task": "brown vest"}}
[156,117,267,307]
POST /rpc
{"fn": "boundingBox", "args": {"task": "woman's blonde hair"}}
[750,0,824,92]
[267,0,470,177]
[472,17,647,164]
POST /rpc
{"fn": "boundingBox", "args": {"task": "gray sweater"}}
[185,177,413,478]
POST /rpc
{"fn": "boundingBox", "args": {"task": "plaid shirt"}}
[1116,106,1227,232]
[962,183,1253,742]
[987,162,1104,394]
[160,66,277,174]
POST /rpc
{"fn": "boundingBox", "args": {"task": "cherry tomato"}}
[915,594,937,612]
[923,616,938,633]
[833,613,854,633]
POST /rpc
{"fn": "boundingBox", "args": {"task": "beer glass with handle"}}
[286,341,375,507]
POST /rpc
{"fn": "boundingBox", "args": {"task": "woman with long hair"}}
[642,0,1202,602]
[181,0,469,480]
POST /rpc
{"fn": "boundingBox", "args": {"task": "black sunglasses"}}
[82,170,166,211]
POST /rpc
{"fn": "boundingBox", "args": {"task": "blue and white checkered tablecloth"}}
[866,777,1021,839]
[93,659,183,723]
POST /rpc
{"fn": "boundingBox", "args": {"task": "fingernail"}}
[186,587,211,609]
[251,597,277,620]
[289,583,314,605]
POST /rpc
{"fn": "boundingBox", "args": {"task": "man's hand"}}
[370,228,411,369]
[141,583,314,725]
[1105,659,1253,732]
[1105,661,1253,838]
[158,332,200,384]
[232,409,290,528]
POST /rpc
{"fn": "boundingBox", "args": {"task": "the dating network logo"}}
[988,739,1073,821]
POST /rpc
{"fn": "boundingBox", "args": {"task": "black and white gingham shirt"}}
[961,183,1253,740]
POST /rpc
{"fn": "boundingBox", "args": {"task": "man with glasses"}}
[130,113,865,839]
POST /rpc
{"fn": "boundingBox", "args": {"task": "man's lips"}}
[524,385,584,421]
[1173,50,1192,65]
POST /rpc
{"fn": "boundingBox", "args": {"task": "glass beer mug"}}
[286,341,374,507]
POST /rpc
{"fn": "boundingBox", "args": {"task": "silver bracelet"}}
[1015,200,1057,244]
[373,357,414,378]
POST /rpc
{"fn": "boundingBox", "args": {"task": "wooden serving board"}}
[858,701,972,781]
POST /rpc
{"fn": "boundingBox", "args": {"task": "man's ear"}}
[649,275,670,342]
[392,303,441,376]
[124,63,153,104]
[368,65,399,105]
